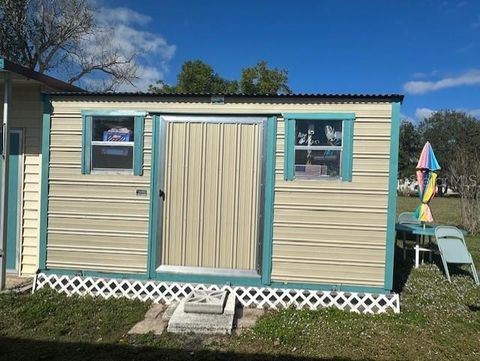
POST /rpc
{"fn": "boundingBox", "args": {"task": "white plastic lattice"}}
[33,273,400,314]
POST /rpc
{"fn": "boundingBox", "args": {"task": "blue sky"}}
[100,0,480,122]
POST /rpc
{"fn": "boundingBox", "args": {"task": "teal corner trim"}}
[38,95,51,270]
[384,102,401,291]
[284,117,295,180]
[261,116,277,285]
[341,119,354,182]
[0,58,4,69]
[81,115,92,174]
[133,116,145,176]
[283,113,356,181]
[147,115,161,278]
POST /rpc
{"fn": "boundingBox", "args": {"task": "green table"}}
[395,223,436,268]
[395,223,468,268]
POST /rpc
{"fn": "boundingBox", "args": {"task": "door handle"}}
[159,189,165,201]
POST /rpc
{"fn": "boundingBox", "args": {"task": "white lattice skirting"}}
[33,273,400,314]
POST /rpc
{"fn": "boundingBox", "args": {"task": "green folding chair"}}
[434,226,479,286]
[398,212,421,261]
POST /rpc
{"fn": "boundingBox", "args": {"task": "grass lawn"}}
[1,196,479,360]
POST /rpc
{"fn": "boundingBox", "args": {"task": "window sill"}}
[90,169,134,176]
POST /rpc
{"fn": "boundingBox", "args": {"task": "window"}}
[81,112,145,175]
[295,119,342,179]
[284,113,355,181]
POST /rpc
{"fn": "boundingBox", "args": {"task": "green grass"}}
[396,195,463,226]
[1,196,479,360]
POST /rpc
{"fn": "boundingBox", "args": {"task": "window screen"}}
[294,119,343,179]
[91,117,134,171]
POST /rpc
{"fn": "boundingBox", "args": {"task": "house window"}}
[284,113,355,181]
[91,117,134,171]
[295,119,343,179]
[81,112,145,175]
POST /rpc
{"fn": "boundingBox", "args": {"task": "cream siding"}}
[0,83,43,276]
[46,110,152,273]
[48,97,393,287]
[273,108,392,287]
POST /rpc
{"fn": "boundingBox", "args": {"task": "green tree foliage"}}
[418,110,480,176]
[240,61,291,94]
[149,60,238,94]
[149,60,291,95]
[398,120,421,178]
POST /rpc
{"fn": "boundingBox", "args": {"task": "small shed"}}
[7,86,404,311]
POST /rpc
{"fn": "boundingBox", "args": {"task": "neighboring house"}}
[0,58,82,278]
[2,58,404,311]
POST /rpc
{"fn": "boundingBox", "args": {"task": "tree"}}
[149,60,238,94]
[398,120,421,179]
[149,60,292,95]
[0,0,139,90]
[240,61,291,94]
[418,110,480,177]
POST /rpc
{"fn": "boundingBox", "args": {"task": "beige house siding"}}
[46,108,152,273]
[0,82,42,276]
[47,97,393,286]
[272,104,392,287]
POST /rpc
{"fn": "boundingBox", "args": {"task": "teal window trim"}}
[81,110,147,117]
[133,116,145,175]
[283,112,355,182]
[81,115,92,174]
[261,116,277,285]
[38,95,51,270]
[0,58,4,69]
[384,102,401,291]
[80,111,145,175]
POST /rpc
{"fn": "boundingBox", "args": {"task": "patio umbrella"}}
[414,141,441,223]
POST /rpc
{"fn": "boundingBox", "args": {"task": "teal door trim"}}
[260,116,277,285]
[147,115,164,278]
[384,102,401,291]
[1,129,23,272]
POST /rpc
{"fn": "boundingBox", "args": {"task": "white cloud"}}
[404,107,480,124]
[415,108,435,121]
[79,5,176,91]
[120,65,165,92]
[403,69,480,94]
[97,7,152,26]
[400,112,415,123]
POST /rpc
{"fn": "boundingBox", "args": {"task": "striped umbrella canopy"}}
[414,141,441,223]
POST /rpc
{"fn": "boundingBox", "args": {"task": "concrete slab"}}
[234,307,265,335]
[162,302,178,321]
[167,293,236,335]
[1,276,33,294]
[184,290,228,314]
[128,304,167,335]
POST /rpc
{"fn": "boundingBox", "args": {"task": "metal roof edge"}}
[45,91,404,102]
[0,57,84,92]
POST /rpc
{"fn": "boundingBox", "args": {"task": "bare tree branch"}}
[0,0,141,91]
